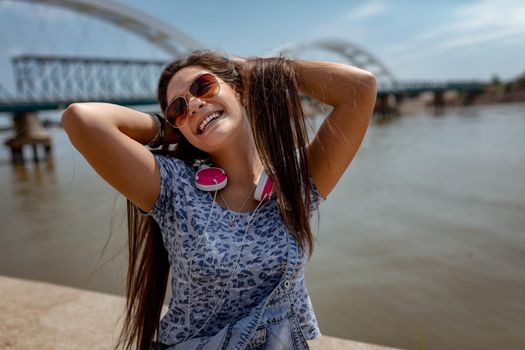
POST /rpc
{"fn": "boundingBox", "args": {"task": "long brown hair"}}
[115,51,314,350]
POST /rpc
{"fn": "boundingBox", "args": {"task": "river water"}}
[1,103,524,350]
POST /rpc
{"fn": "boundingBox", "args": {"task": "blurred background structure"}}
[1,1,524,349]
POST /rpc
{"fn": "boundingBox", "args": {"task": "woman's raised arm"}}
[293,60,377,198]
[61,103,166,212]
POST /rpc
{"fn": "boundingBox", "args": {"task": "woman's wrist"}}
[147,113,165,148]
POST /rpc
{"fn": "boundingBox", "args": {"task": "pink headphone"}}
[194,165,273,201]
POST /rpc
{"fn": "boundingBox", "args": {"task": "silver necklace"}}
[183,190,265,343]
[219,187,255,227]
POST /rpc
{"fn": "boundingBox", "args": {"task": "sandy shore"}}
[0,275,402,349]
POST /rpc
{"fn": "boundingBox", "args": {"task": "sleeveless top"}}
[140,154,324,346]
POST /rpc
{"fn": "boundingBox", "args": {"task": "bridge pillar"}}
[374,93,399,119]
[4,112,52,164]
[433,90,445,109]
[462,90,483,105]
[394,93,404,104]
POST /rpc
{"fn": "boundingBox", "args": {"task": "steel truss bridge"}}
[0,55,166,113]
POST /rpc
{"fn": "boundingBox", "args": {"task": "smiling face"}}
[165,66,247,153]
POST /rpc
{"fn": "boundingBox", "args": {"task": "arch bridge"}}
[0,2,486,162]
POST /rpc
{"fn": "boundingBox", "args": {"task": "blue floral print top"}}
[140,154,324,345]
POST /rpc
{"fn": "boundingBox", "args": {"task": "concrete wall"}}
[0,275,402,350]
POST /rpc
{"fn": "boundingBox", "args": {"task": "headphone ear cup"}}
[195,166,228,191]
[254,170,273,201]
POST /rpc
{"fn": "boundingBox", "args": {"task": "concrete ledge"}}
[0,275,401,349]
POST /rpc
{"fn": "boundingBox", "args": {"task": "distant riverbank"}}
[472,89,525,105]
[396,89,525,116]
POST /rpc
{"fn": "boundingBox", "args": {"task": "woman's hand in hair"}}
[229,56,245,63]
[230,56,255,76]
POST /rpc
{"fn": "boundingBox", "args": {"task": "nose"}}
[186,94,205,116]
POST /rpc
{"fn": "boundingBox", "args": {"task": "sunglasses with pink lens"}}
[164,73,221,128]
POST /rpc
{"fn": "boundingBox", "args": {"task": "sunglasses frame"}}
[163,73,221,129]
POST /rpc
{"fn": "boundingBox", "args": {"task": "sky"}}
[1,0,525,87]
[118,0,525,82]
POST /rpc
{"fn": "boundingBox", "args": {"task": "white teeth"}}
[198,112,222,132]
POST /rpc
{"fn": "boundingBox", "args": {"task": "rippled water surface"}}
[1,103,524,350]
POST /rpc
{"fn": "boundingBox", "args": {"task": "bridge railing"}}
[380,80,486,94]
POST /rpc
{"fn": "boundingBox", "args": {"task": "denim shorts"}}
[151,277,309,350]
[243,278,309,349]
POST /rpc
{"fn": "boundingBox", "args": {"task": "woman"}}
[62,51,376,349]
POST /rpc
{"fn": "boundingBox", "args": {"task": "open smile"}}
[197,111,223,134]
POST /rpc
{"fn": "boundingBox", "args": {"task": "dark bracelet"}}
[147,113,165,148]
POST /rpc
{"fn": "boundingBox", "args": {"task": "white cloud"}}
[388,0,525,61]
[304,2,385,42]
[344,1,387,22]
[299,0,525,80]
